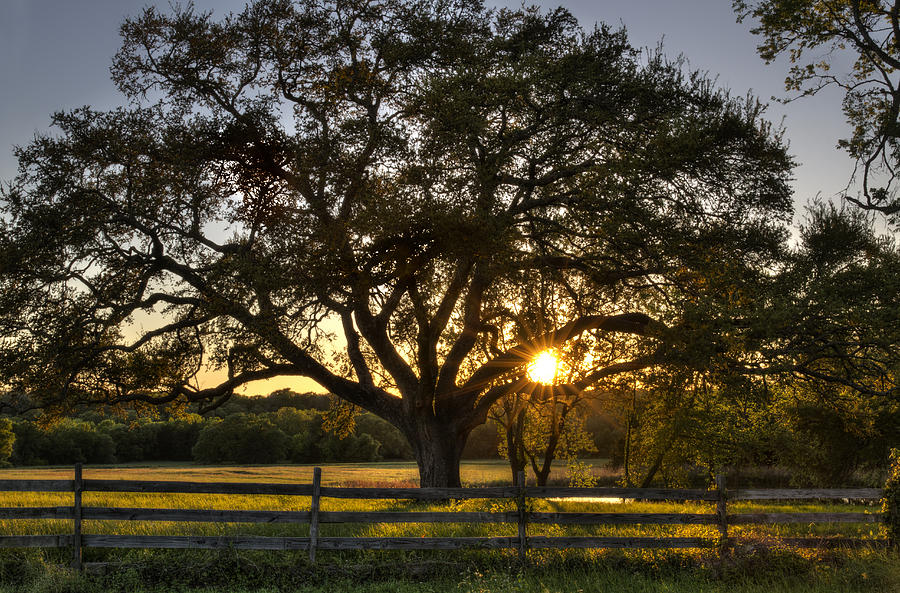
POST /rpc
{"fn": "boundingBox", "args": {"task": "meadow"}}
[0,461,895,593]
[0,459,622,486]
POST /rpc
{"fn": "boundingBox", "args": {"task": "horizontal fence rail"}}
[0,464,890,569]
[729,488,883,500]
[82,479,316,496]
[0,479,73,492]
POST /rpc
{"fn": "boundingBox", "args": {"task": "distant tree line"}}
[2,385,893,488]
[0,390,623,468]
[1,392,395,466]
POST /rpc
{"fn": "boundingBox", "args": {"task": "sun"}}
[527,350,560,385]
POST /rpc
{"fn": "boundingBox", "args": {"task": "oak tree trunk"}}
[407,419,469,488]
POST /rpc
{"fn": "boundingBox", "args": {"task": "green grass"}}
[0,462,895,592]
[0,550,897,593]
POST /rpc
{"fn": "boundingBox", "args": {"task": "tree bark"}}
[639,431,679,488]
[505,409,528,485]
[529,402,568,487]
[531,437,556,487]
[407,418,470,488]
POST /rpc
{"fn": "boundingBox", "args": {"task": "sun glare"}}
[527,350,559,385]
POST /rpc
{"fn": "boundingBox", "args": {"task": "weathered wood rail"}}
[0,465,889,570]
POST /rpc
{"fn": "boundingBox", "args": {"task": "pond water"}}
[549,497,627,504]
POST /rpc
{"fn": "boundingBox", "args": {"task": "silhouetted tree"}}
[0,0,795,485]
[736,0,900,221]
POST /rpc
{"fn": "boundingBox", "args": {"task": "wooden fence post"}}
[309,466,321,563]
[716,473,728,553]
[516,470,527,566]
[72,463,83,572]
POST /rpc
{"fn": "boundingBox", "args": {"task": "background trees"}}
[3,392,409,466]
[735,0,900,221]
[492,389,596,486]
[597,203,900,487]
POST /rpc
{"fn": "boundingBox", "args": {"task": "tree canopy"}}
[0,0,799,486]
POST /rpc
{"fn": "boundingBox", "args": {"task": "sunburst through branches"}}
[527,350,560,385]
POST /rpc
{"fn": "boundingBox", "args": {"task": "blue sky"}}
[0,0,855,214]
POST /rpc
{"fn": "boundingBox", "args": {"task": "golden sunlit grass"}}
[0,492,883,553]
[0,463,886,548]
[0,459,616,486]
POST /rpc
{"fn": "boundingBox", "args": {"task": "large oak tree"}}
[0,0,794,486]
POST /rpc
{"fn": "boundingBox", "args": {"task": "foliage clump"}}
[0,418,13,467]
[883,448,900,545]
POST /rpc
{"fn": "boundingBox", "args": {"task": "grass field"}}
[0,459,619,486]
[0,461,895,592]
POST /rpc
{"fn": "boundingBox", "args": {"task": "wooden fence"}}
[0,465,889,571]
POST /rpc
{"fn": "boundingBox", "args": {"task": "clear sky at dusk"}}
[0,0,859,395]
[1,0,855,210]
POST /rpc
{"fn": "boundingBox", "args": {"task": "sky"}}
[0,0,856,208]
[0,0,859,395]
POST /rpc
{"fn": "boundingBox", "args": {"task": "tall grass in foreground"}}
[0,548,897,593]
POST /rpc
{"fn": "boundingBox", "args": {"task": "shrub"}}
[0,419,14,466]
[154,416,203,461]
[270,407,317,437]
[98,419,156,462]
[883,447,900,545]
[319,431,382,462]
[9,421,45,465]
[462,423,500,459]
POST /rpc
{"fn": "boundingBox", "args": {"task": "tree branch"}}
[455,312,664,402]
